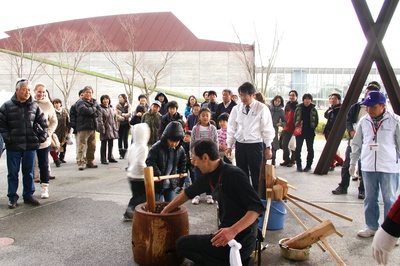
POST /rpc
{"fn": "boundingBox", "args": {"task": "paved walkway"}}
[0,139,398,265]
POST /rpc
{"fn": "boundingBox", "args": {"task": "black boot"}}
[121,149,127,159]
[119,149,124,159]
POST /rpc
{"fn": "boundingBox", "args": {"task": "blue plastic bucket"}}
[258,200,287,230]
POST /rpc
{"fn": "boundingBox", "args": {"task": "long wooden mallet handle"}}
[279,199,326,252]
[144,166,156,213]
[261,188,273,238]
[155,173,188,181]
[287,193,353,222]
[320,237,346,266]
[286,196,344,238]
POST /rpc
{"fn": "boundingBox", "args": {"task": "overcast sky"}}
[1,0,399,68]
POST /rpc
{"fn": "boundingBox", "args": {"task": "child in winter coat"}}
[146,121,186,202]
[176,130,193,193]
[158,101,185,138]
[141,101,162,147]
[190,107,218,205]
[123,123,150,221]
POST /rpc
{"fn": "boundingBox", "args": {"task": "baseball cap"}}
[360,91,386,106]
[152,100,162,108]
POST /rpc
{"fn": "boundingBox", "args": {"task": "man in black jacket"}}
[0,79,48,208]
[75,86,100,170]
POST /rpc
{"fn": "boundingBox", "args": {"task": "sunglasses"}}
[16,79,29,86]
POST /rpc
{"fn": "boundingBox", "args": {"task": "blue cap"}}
[361,91,386,106]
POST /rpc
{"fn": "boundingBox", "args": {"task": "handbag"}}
[50,133,60,150]
[293,121,303,137]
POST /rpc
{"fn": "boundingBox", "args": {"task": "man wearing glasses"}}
[226,82,274,194]
[0,79,48,208]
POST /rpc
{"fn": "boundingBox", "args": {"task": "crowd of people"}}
[0,79,399,265]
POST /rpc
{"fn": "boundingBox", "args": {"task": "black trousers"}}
[235,142,264,193]
[176,226,256,266]
[100,139,115,162]
[118,124,130,150]
[339,143,364,192]
[281,131,295,163]
[295,134,315,168]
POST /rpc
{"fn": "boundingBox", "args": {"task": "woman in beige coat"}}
[33,83,58,199]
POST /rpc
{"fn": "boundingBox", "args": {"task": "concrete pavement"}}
[0,139,399,265]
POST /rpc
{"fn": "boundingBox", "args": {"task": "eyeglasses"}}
[16,79,29,86]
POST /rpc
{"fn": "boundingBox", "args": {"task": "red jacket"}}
[283,101,298,133]
[382,195,400,237]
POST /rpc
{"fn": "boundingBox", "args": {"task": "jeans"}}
[36,146,50,184]
[155,187,176,202]
[7,150,36,201]
[362,171,399,230]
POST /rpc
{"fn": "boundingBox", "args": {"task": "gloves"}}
[371,227,398,265]
[228,239,242,266]
[349,165,356,177]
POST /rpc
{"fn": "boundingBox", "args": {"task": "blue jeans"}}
[7,150,36,201]
[362,171,399,230]
[155,187,176,202]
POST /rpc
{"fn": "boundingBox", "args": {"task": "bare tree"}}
[233,23,282,96]
[42,29,97,110]
[91,15,175,105]
[136,52,175,99]
[232,28,256,85]
[91,15,138,105]
[1,25,48,82]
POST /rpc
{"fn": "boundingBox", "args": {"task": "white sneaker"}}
[357,228,376,238]
[41,184,49,199]
[192,196,200,205]
[205,195,214,204]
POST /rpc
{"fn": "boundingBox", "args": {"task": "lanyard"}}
[209,174,222,191]
[370,120,385,141]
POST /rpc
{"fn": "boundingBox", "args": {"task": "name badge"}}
[369,143,379,151]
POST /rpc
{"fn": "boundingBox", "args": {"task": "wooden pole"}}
[261,188,273,238]
[144,166,156,213]
[286,196,344,238]
[320,237,346,266]
[287,193,353,222]
[274,185,326,252]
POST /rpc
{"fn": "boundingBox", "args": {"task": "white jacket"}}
[126,123,150,180]
[227,100,274,148]
[350,111,400,173]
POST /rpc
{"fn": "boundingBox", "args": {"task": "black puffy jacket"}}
[0,94,48,151]
[75,98,100,132]
[146,121,186,194]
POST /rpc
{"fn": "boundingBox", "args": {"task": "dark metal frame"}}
[315,0,400,175]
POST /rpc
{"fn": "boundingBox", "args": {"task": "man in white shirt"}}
[226,82,275,194]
